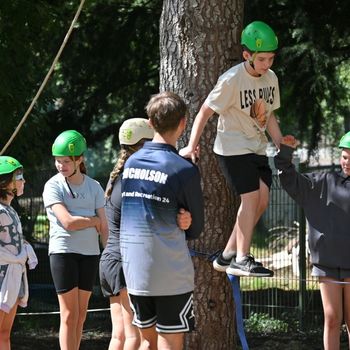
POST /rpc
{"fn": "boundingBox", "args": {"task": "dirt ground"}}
[12,329,109,350]
[11,329,350,350]
[11,314,350,350]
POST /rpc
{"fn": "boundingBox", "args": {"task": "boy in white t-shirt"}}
[180,21,294,277]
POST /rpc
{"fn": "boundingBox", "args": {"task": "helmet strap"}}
[10,175,17,196]
[65,177,76,198]
[67,155,78,178]
[248,52,261,77]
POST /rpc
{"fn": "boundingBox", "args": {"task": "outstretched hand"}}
[281,135,300,149]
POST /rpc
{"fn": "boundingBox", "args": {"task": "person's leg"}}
[138,326,158,350]
[127,294,157,350]
[108,295,125,350]
[57,288,79,350]
[157,332,184,350]
[0,302,18,350]
[319,277,343,350]
[223,179,268,255]
[214,154,271,273]
[342,278,350,347]
[75,254,99,349]
[76,289,92,349]
[120,288,140,350]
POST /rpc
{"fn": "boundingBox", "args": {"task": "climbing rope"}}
[0,0,86,156]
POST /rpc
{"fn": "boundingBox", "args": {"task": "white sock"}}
[236,254,247,263]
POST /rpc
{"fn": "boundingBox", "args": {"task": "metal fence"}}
[15,163,338,332]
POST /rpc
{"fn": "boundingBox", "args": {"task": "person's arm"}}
[266,112,283,149]
[274,136,316,206]
[179,103,215,162]
[182,171,205,240]
[51,203,101,232]
[96,207,109,248]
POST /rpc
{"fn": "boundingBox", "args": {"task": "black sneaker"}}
[226,254,273,277]
[213,252,232,272]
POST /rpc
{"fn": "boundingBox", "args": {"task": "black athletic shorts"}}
[312,264,350,280]
[49,253,99,294]
[129,291,195,333]
[216,153,272,195]
[99,258,126,297]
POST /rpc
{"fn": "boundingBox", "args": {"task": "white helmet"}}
[119,118,154,145]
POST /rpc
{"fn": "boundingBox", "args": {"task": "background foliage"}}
[0,0,349,175]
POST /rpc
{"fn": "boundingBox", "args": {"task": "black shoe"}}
[213,252,233,272]
[226,254,273,277]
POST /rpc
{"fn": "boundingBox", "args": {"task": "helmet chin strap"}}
[65,156,78,198]
[67,155,78,178]
[249,52,261,77]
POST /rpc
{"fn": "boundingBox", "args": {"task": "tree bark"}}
[160,1,244,349]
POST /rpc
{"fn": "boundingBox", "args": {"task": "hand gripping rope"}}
[0,0,86,156]
[189,249,249,350]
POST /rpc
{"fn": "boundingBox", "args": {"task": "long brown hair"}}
[0,172,13,200]
[69,155,87,174]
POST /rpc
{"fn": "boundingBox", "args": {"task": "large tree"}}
[160,1,244,348]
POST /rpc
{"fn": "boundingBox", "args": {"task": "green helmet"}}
[241,21,278,52]
[339,131,350,149]
[0,156,23,175]
[52,130,87,156]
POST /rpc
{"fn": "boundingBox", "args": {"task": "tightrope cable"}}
[0,0,86,155]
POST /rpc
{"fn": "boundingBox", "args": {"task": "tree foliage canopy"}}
[0,0,161,172]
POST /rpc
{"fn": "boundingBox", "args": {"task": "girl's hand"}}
[177,208,192,230]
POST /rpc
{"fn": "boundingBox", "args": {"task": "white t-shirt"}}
[43,173,104,255]
[205,62,280,156]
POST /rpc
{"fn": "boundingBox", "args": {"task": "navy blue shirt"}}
[120,142,204,296]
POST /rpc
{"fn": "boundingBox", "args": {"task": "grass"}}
[33,214,50,242]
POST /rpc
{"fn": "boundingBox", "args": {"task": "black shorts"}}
[129,292,195,333]
[312,264,350,280]
[217,153,272,195]
[99,258,126,297]
[49,253,99,294]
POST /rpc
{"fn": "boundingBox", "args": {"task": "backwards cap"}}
[119,118,154,145]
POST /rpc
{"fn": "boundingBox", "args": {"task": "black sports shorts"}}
[129,291,195,333]
[49,253,99,294]
[99,258,126,297]
[216,153,272,195]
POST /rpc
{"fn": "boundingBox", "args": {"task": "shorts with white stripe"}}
[129,291,195,333]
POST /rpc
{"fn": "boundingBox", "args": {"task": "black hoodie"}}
[274,144,350,269]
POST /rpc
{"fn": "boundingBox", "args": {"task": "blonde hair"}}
[105,143,142,199]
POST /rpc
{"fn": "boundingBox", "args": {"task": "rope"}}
[0,0,86,156]
[189,248,221,262]
[17,307,110,316]
[227,274,249,350]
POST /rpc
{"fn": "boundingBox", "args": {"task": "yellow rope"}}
[0,0,86,155]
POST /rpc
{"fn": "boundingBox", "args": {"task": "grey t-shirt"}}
[43,173,104,255]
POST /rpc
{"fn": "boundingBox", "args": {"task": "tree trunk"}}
[160,1,244,349]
